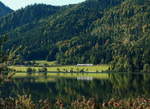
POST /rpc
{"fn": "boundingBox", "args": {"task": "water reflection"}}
[0,73,150,103]
[109,73,150,98]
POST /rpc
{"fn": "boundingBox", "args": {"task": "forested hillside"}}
[0,0,150,72]
[2,0,125,60]
[0,4,61,34]
[0,2,13,17]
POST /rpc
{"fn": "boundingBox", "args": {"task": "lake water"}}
[0,73,150,107]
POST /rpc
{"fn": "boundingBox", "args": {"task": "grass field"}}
[9,62,110,82]
[9,65,109,73]
[34,60,57,65]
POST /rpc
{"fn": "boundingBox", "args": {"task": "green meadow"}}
[34,60,57,65]
[9,61,110,82]
[9,64,109,72]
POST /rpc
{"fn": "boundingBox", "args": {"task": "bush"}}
[38,67,47,73]
[57,68,61,72]
[27,68,33,73]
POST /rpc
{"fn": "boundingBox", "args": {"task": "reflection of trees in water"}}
[55,78,113,103]
[0,78,113,103]
[0,74,150,104]
[0,79,54,102]
[109,73,150,98]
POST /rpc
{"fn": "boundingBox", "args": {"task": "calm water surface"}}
[0,73,150,104]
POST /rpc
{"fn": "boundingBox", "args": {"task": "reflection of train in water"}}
[77,77,93,81]
[77,64,93,66]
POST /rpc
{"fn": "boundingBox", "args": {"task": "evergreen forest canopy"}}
[0,0,150,72]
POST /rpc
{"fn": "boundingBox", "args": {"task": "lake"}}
[0,73,150,108]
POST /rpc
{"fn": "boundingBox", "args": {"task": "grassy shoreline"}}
[13,72,109,79]
[9,64,110,82]
[9,64,109,73]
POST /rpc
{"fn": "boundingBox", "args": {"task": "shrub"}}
[27,68,33,73]
[38,67,47,73]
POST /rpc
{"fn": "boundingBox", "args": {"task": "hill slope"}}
[0,2,13,17]
[1,0,150,72]
[3,0,124,60]
[0,4,61,34]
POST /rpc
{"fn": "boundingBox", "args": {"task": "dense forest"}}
[0,0,150,72]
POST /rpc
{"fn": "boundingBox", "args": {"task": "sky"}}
[0,0,85,10]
